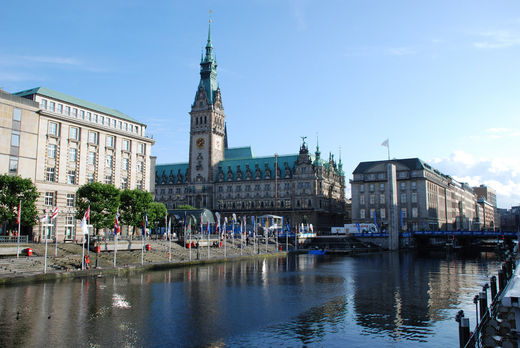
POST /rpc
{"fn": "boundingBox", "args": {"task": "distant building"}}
[499,206,520,232]
[351,158,480,231]
[473,184,498,228]
[154,24,346,231]
[1,87,155,241]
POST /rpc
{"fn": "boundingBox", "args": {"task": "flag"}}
[114,212,120,235]
[50,206,58,220]
[17,200,21,224]
[381,139,389,147]
[40,214,48,223]
[207,221,210,234]
[183,211,187,228]
[232,213,237,223]
[145,211,148,227]
[84,205,90,220]
[373,210,378,229]
[164,211,168,227]
[215,212,221,230]
[168,217,171,236]
[80,216,88,235]
[142,219,146,236]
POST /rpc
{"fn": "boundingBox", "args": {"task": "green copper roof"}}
[14,87,140,124]
[155,162,189,184]
[197,22,219,105]
[225,147,253,160]
[217,154,298,181]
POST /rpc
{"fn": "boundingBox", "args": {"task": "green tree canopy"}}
[75,183,120,231]
[146,202,167,229]
[119,189,153,229]
[0,174,39,230]
[177,204,196,210]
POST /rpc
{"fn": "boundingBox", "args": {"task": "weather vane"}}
[209,9,212,23]
[301,136,307,146]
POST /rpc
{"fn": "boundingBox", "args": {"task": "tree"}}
[177,204,196,210]
[146,202,167,230]
[0,174,39,232]
[75,183,120,232]
[119,189,153,235]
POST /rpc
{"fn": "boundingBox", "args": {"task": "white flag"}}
[381,139,389,147]
[40,214,48,223]
[80,216,88,235]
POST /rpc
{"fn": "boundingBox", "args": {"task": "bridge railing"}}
[0,236,29,243]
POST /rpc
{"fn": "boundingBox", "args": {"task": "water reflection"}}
[0,251,501,347]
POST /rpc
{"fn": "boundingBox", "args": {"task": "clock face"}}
[196,137,205,148]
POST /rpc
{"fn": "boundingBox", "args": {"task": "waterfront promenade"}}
[0,239,282,284]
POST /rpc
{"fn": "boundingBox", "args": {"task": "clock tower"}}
[188,22,226,207]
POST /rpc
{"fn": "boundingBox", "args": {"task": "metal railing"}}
[0,236,29,243]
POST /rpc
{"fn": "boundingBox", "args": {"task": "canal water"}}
[0,251,501,347]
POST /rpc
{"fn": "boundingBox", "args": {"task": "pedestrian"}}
[84,254,90,270]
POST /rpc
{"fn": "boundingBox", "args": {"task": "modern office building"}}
[351,158,479,231]
[154,25,346,230]
[1,87,155,241]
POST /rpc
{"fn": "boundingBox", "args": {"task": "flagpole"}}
[189,221,192,262]
[240,219,243,256]
[87,205,90,256]
[224,222,227,258]
[44,233,48,273]
[207,223,210,260]
[54,213,58,257]
[114,231,118,267]
[387,143,390,161]
[168,218,172,262]
[16,200,21,258]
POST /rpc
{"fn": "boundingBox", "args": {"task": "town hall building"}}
[154,25,346,231]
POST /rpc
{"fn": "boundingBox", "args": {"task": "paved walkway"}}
[0,239,287,282]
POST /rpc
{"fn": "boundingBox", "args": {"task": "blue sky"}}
[2,1,519,208]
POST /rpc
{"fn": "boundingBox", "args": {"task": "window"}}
[72,108,78,118]
[106,155,113,168]
[57,104,63,113]
[104,175,112,184]
[49,101,55,112]
[137,161,143,173]
[369,184,374,192]
[79,110,84,119]
[369,194,375,205]
[411,181,417,190]
[44,192,54,206]
[135,126,140,134]
[359,184,364,192]
[64,216,75,239]
[86,112,91,121]
[41,99,47,110]
[69,148,77,162]
[138,143,146,154]
[122,139,130,151]
[401,208,407,219]
[380,194,385,204]
[68,127,77,140]
[378,173,385,180]
[88,131,98,144]
[11,132,20,147]
[401,194,407,204]
[400,182,407,190]
[370,208,376,219]
[411,192,417,203]
[48,122,59,136]
[360,209,365,219]
[112,119,116,128]
[379,183,385,191]
[130,124,134,132]
[47,144,57,159]
[124,123,128,131]
[380,208,386,219]
[412,207,418,218]
[87,173,95,183]
[100,115,104,124]
[136,180,143,190]
[122,158,129,170]
[118,121,122,129]
[67,170,76,185]
[45,167,55,182]
[360,195,365,205]
[66,194,75,207]
[94,114,98,123]
[9,157,18,173]
[65,106,70,116]
[121,177,128,189]
[88,151,96,165]
[13,108,21,121]
[106,135,115,148]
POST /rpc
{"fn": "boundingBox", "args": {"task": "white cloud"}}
[473,30,520,49]
[385,47,416,56]
[431,151,520,208]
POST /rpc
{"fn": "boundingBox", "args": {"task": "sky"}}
[2,1,519,209]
